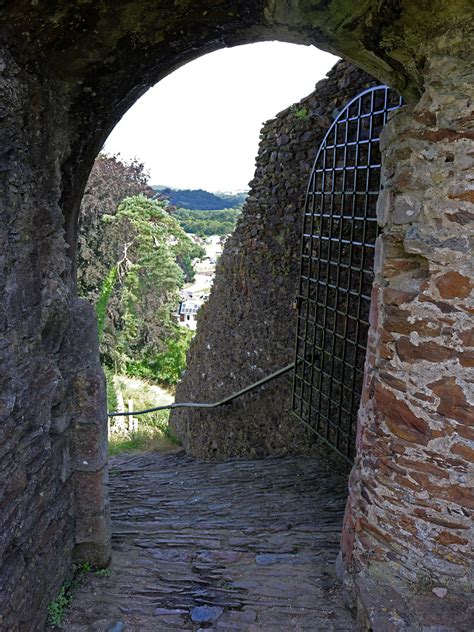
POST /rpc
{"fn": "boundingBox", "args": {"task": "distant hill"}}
[152,186,247,210]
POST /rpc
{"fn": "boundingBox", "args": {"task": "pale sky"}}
[104,42,338,192]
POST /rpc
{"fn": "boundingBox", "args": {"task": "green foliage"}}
[124,326,193,386]
[47,562,98,628]
[75,562,93,574]
[172,207,241,236]
[290,105,310,120]
[95,568,112,578]
[174,234,205,282]
[93,194,201,369]
[153,327,194,385]
[95,265,118,341]
[47,587,70,628]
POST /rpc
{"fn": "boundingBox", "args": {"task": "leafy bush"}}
[124,327,193,386]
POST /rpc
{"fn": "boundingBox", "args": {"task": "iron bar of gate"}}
[108,362,295,417]
[292,85,403,465]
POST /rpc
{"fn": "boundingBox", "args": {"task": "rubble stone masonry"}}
[0,51,110,631]
[0,1,473,629]
[171,61,378,458]
[341,55,474,604]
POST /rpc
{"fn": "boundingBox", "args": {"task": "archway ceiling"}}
[1,0,472,107]
[1,0,471,246]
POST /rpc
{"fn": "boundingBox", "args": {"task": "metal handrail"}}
[108,362,295,417]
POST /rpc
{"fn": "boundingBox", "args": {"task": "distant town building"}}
[177,299,203,330]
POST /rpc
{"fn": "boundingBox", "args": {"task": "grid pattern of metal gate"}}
[292,86,403,463]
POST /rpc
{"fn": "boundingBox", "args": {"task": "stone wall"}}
[171,52,474,626]
[340,55,474,626]
[0,50,110,631]
[170,61,378,459]
[0,2,472,630]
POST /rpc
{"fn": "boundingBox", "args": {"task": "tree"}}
[77,154,205,383]
[93,195,204,373]
[77,153,152,302]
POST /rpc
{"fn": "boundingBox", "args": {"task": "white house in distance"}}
[177,298,203,330]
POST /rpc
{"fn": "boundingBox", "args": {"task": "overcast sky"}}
[104,42,338,192]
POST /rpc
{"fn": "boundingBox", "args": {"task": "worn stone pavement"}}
[61,449,355,631]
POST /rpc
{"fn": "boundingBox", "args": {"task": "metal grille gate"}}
[292,86,403,464]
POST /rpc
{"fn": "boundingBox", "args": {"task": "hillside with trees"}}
[156,186,247,210]
[171,208,241,236]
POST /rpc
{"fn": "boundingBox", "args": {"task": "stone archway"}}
[0,2,472,629]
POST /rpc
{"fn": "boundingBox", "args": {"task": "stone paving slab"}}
[60,451,355,631]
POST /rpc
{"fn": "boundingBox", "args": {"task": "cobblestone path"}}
[62,450,355,631]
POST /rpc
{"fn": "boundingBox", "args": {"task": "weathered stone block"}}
[396,337,457,363]
[435,271,472,299]
[375,188,393,226]
[71,419,108,471]
[72,369,107,425]
[75,509,111,547]
[393,193,421,224]
[74,467,109,513]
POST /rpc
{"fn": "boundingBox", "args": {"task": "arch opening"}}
[0,3,472,629]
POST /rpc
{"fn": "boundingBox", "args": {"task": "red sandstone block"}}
[451,442,474,462]
[383,287,418,306]
[459,328,474,346]
[379,371,407,392]
[428,378,473,425]
[446,209,474,225]
[383,305,442,336]
[393,473,422,491]
[435,530,469,546]
[413,508,469,530]
[397,456,449,479]
[396,337,457,363]
[417,128,474,142]
[435,271,472,299]
[459,350,474,367]
[383,258,422,278]
[447,189,474,203]
[411,391,435,403]
[374,381,431,445]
